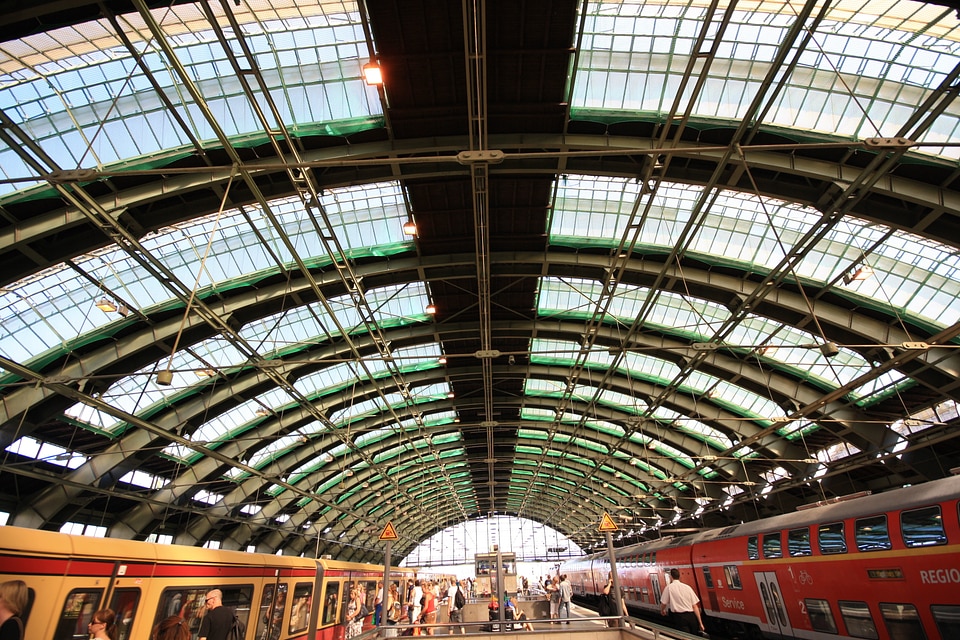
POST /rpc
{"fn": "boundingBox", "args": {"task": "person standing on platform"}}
[0,580,28,640]
[546,575,560,622]
[420,582,437,635]
[600,576,628,627]
[344,585,364,639]
[374,581,383,626]
[446,579,465,634]
[198,589,234,640]
[558,575,573,623]
[410,580,424,630]
[659,569,704,635]
[385,583,401,638]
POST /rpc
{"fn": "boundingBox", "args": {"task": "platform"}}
[376,601,702,640]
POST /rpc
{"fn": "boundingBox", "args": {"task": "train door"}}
[650,573,662,607]
[753,572,793,637]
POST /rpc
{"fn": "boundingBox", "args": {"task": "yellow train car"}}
[0,525,417,640]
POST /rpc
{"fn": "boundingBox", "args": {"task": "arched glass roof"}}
[1,0,960,560]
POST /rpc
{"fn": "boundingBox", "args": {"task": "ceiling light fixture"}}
[362,61,383,85]
[95,298,117,312]
[843,265,873,284]
[426,303,437,314]
[402,218,417,235]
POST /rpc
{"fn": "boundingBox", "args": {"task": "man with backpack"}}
[446,579,466,634]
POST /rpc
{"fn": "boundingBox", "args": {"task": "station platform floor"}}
[379,602,702,640]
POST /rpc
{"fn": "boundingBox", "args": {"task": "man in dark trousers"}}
[199,589,235,640]
[659,569,705,635]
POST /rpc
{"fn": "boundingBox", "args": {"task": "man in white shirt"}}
[447,579,465,634]
[410,580,424,628]
[659,569,704,635]
[557,575,573,623]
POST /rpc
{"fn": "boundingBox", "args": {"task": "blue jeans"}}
[559,601,571,620]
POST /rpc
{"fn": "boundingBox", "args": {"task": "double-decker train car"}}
[0,525,424,640]
[563,474,960,639]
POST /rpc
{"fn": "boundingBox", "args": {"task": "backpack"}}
[225,614,246,640]
[597,593,611,617]
[454,586,466,610]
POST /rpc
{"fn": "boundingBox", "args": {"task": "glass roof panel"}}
[573,1,960,159]
[0,1,378,197]
[0,182,411,374]
[550,176,960,331]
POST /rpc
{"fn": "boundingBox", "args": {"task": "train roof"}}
[699,473,960,541]
[567,474,960,563]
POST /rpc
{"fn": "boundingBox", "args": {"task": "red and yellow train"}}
[0,526,431,640]
[563,474,960,639]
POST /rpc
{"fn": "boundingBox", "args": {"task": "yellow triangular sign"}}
[379,521,399,541]
[598,512,619,532]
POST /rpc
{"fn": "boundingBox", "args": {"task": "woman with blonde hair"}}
[384,582,401,637]
[0,580,28,640]
[87,609,116,640]
[151,616,190,640]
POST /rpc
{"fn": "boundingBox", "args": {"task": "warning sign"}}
[598,512,619,532]
[379,521,399,541]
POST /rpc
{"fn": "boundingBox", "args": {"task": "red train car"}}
[564,474,960,639]
[0,525,420,640]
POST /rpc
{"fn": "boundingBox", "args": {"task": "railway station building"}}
[1,0,960,574]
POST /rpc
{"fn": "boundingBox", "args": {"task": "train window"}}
[108,588,140,640]
[340,582,355,624]
[723,565,742,590]
[54,589,103,640]
[762,533,782,559]
[931,604,960,638]
[788,527,812,556]
[360,580,378,619]
[747,536,759,560]
[901,506,947,547]
[702,566,714,589]
[838,600,879,639]
[256,582,288,640]
[878,602,927,640]
[805,599,838,633]
[288,583,313,634]
[818,522,847,554]
[321,581,340,626]
[157,586,252,637]
[855,515,892,552]
[159,588,206,631]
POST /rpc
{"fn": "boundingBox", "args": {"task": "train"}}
[562,474,960,640]
[0,525,447,640]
